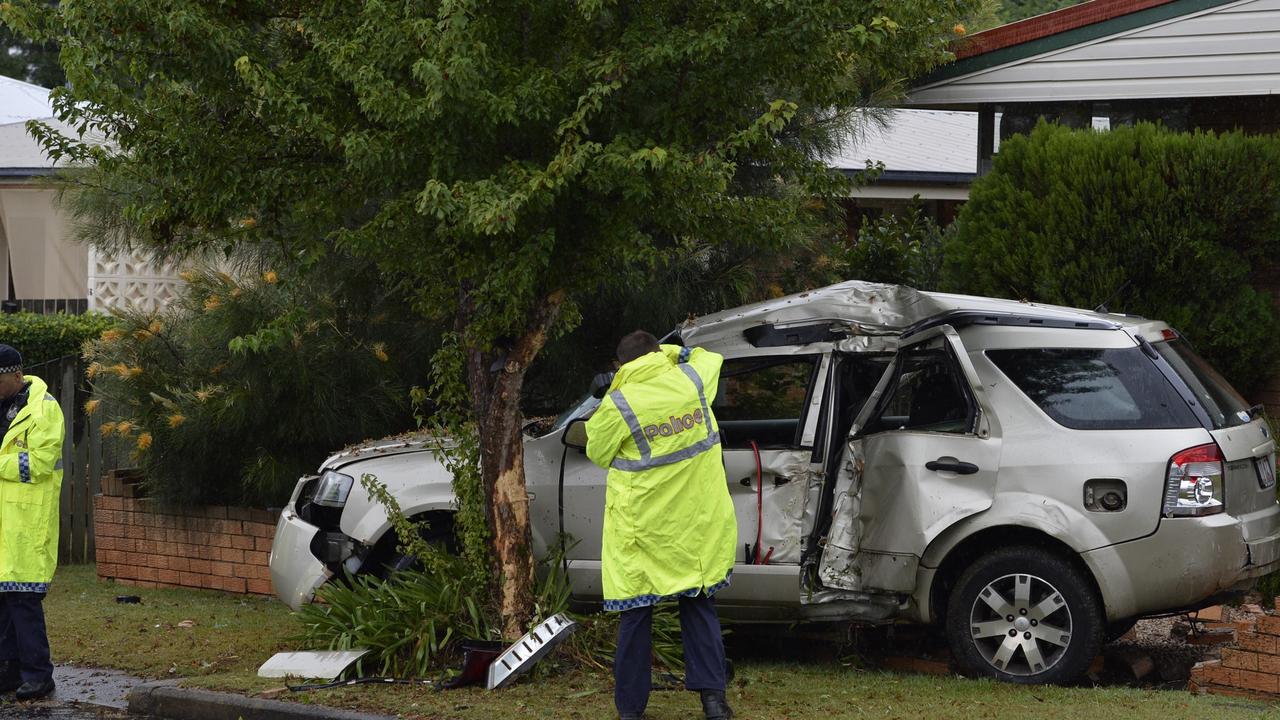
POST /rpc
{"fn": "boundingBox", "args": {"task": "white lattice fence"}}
[88,249,184,313]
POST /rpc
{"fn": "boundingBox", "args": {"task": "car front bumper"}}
[268,506,333,611]
[1084,502,1280,621]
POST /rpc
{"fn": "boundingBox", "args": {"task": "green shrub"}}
[85,263,437,507]
[836,202,948,290]
[944,122,1280,394]
[0,311,115,368]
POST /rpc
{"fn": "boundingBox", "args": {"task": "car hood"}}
[319,430,452,473]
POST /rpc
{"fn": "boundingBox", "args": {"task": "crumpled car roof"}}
[677,279,1145,352]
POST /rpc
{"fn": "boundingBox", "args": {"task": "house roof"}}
[826,110,977,175]
[908,0,1258,106]
[0,75,52,125]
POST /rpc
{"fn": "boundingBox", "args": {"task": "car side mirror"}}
[561,418,589,450]
[589,372,616,399]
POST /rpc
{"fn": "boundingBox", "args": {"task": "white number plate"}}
[1257,455,1276,490]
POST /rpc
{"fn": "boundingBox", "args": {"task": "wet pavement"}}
[0,665,147,720]
[0,700,130,719]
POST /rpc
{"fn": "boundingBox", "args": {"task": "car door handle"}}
[926,459,979,475]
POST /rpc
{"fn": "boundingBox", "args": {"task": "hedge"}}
[943,121,1280,395]
[0,312,116,369]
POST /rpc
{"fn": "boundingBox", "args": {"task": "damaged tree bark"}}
[464,289,566,640]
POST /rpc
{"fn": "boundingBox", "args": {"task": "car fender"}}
[920,491,1112,570]
[335,448,458,545]
[911,491,1116,623]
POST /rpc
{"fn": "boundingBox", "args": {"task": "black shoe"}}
[15,678,54,701]
[700,689,733,720]
[618,713,645,720]
[0,661,18,693]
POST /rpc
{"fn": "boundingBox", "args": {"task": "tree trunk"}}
[467,289,566,640]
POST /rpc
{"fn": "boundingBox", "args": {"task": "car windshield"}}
[549,393,599,433]
[1153,337,1252,429]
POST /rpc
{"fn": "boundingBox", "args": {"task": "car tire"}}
[945,546,1102,685]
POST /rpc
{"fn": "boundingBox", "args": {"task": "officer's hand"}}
[589,372,616,399]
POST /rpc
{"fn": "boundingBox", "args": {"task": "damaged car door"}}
[818,326,1001,595]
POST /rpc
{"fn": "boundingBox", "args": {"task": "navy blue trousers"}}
[615,593,726,716]
[0,592,53,684]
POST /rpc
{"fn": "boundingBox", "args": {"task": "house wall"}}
[911,0,1280,105]
[93,494,276,596]
[0,185,87,306]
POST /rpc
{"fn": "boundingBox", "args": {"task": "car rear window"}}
[987,348,1198,430]
[1152,338,1252,429]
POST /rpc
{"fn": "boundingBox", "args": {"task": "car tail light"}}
[1163,443,1225,517]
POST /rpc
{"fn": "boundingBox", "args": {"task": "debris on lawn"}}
[486,613,579,690]
[257,648,372,680]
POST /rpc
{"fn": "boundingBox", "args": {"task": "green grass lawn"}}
[44,564,1280,719]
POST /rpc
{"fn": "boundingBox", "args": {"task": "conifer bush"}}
[944,122,1280,394]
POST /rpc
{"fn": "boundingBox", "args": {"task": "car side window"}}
[714,356,819,449]
[862,341,974,435]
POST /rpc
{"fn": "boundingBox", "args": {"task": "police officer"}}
[586,330,736,720]
[0,344,64,700]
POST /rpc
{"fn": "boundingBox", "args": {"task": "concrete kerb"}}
[128,681,398,720]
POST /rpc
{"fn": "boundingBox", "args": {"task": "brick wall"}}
[1190,601,1280,699]
[93,495,276,596]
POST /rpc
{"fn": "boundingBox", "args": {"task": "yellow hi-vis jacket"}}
[0,375,64,592]
[586,345,736,611]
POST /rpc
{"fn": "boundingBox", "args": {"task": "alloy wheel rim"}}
[967,572,1073,677]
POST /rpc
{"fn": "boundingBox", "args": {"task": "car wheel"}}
[945,546,1102,685]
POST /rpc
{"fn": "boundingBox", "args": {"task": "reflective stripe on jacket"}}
[586,345,737,610]
[0,375,64,591]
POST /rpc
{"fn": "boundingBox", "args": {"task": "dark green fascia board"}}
[914,0,1241,87]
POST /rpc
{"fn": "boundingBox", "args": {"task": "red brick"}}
[1201,684,1275,701]
[227,507,252,521]
[246,579,273,596]
[125,524,145,540]
[231,535,255,551]
[95,522,123,538]
[157,569,180,585]
[243,550,268,567]
[212,576,246,593]
[255,536,274,552]
[1198,606,1224,622]
[188,559,211,574]
[97,495,124,511]
[204,505,228,520]
[1192,661,1238,687]
[245,523,276,538]
[1223,649,1259,671]
[1238,631,1278,655]
[96,564,118,579]
[1236,669,1279,693]
[217,547,244,563]
[208,561,232,577]
[1256,616,1280,637]
[250,509,278,525]
[1257,653,1280,675]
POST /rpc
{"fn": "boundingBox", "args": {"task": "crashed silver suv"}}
[270,281,1280,684]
